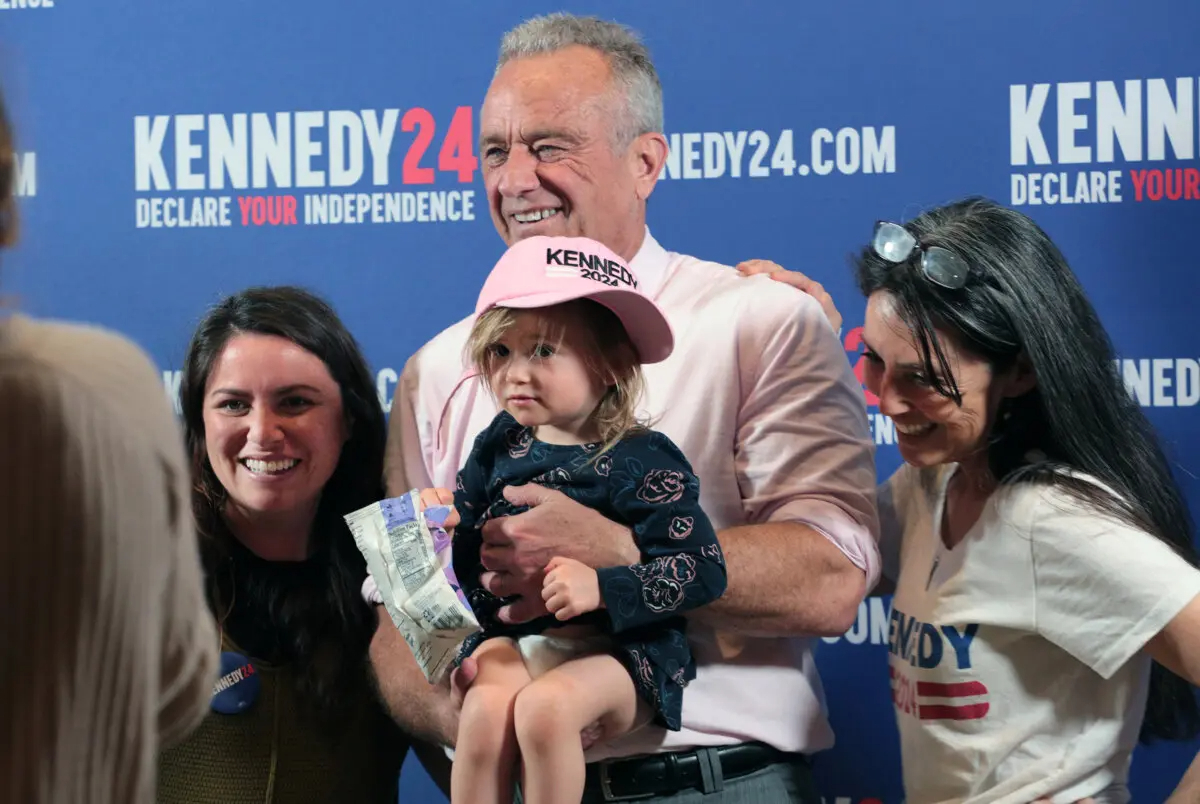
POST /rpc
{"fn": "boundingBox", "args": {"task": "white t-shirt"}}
[880,462,1200,804]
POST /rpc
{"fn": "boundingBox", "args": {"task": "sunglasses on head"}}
[871,221,970,290]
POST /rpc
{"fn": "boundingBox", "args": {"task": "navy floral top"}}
[451,410,727,730]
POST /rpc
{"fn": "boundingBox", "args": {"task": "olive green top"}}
[157,634,407,804]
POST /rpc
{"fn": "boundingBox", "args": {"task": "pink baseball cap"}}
[475,235,674,364]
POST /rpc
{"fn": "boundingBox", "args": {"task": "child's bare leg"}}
[450,638,532,804]
[513,653,647,804]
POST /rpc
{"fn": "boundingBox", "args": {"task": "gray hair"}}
[497,13,664,149]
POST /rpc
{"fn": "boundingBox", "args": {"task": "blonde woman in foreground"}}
[0,89,218,803]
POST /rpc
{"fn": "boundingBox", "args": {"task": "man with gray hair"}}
[372,12,878,802]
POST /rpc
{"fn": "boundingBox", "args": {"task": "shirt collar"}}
[627,225,670,299]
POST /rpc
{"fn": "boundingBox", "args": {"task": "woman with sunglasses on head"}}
[744,197,1200,803]
[156,286,408,803]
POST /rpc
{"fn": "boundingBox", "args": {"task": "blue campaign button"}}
[210,651,260,715]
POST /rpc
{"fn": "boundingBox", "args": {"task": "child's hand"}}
[418,487,460,531]
[542,557,601,620]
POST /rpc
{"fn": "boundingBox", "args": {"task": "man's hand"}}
[479,483,638,624]
[735,259,842,335]
[542,556,602,620]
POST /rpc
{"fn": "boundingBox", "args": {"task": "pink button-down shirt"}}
[385,227,880,759]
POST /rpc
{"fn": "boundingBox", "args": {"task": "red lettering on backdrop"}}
[1123,169,1200,202]
[402,108,436,185]
[1129,169,1146,201]
[844,326,879,406]
[235,196,298,226]
[1165,168,1183,200]
[397,107,479,185]
[1146,170,1164,201]
[438,106,479,183]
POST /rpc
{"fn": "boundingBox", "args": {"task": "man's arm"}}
[481,283,878,637]
[369,353,462,789]
[383,351,434,503]
[368,614,458,748]
[367,617,457,795]
[479,499,866,636]
[736,263,909,605]
[685,279,877,637]
[696,522,865,636]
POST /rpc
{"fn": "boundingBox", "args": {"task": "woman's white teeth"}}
[896,422,936,436]
[514,209,559,223]
[243,458,299,475]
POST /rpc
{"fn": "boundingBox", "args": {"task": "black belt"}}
[582,741,806,801]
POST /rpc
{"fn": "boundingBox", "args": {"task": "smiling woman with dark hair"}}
[856,198,1200,803]
[0,89,218,803]
[157,285,408,803]
[756,197,1200,803]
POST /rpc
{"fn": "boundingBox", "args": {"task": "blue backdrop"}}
[4,2,1199,801]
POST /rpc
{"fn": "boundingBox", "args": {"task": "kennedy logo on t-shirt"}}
[888,606,989,721]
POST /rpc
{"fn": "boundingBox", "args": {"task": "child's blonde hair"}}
[466,299,647,456]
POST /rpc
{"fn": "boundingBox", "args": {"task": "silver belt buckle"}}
[598,760,656,802]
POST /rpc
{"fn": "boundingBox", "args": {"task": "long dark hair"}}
[854,197,1199,743]
[180,286,386,721]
